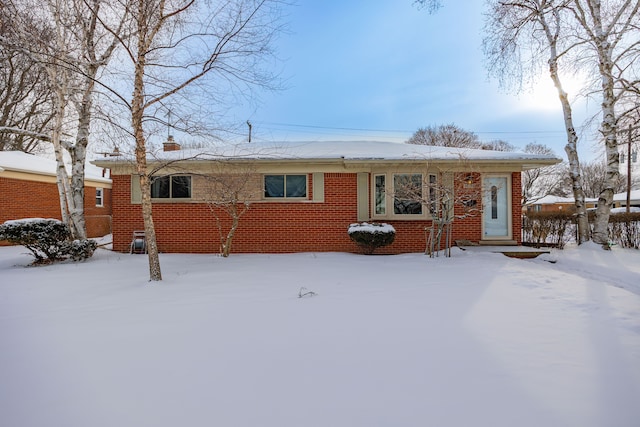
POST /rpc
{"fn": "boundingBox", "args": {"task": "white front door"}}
[483,176,511,239]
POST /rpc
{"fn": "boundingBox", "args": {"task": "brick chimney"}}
[163,135,181,152]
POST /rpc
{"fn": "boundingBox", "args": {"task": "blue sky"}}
[230,1,598,161]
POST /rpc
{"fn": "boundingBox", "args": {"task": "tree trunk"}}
[132,0,162,281]
[138,172,162,280]
[588,0,619,245]
[542,10,590,243]
[66,66,98,241]
[50,92,73,234]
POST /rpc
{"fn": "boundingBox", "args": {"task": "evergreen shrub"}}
[348,222,396,254]
[0,218,97,263]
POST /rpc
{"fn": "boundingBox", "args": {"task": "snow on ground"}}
[0,243,639,427]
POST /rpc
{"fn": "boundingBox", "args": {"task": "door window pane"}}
[491,186,498,219]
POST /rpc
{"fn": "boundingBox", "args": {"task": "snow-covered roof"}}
[0,151,111,184]
[93,140,561,167]
[527,195,599,205]
[613,190,640,202]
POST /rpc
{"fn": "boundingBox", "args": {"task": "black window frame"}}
[264,174,307,199]
[151,175,192,199]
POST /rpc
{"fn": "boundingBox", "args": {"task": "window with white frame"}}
[151,175,192,199]
[373,173,437,219]
[264,174,307,199]
[95,188,104,207]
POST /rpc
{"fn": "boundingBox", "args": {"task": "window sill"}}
[150,198,193,203]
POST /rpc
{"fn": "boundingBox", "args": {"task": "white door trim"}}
[481,174,512,241]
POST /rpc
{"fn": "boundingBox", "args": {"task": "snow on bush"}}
[348,222,396,254]
[0,218,96,263]
[62,239,98,261]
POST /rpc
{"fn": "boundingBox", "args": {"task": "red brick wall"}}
[112,172,524,254]
[85,186,113,238]
[0,176,112,240]
[512,172,522,244]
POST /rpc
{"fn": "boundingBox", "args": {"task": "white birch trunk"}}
[581,0,621,245]
[133,0,162,281]
[51,96,71,229]
[540,4,590,243]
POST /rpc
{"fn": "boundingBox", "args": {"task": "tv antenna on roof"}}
[165,109,173,139]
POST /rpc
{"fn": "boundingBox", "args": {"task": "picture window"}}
[264,174,307,198]
[151,175,192,199]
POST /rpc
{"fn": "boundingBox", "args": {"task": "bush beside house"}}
[0,218,97,263]
[348,222,396,254]
[0,151,112,245]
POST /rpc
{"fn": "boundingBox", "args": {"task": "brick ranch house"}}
[93,140,560,254]
[0,151,112,240]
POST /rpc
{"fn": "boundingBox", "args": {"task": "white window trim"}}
[95,187,104,207]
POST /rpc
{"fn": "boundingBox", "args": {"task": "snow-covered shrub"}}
[348,222,396,254]
[0,218,96,263]
[62,239,98,261]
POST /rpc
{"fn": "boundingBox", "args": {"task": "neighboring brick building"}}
[93,140,559,254]
[525,195,598,213]
[0,151,112,240]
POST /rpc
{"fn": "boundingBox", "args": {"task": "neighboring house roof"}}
[527,195,599,205]
[93,140,561,169]
[613,189,640,202]
[0,151,111,185]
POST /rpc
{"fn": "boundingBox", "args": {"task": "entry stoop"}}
[479,240,518,246]
[457,240,550,259]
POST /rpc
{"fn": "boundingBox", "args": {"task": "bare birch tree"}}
[2,1,78,234]
[484,0,592,243]
[568,0,640,244]
[105,0,284,280]
[1,0,127,239]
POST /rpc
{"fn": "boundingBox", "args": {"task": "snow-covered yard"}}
[1,243,639,427]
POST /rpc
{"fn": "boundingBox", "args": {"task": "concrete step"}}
[479,240,518,246]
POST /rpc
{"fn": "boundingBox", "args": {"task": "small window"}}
[96,188,104,207]
[264,174,307,198]
[151,175,191,199]
[374,174,386,215]
[620,152,626,163]
[428,174,438,215]
[393,174,423,215]
[633,150,638,163]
